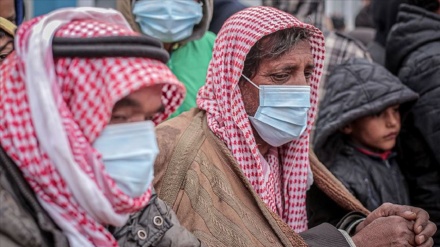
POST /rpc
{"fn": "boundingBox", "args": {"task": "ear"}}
[340,124,353,135]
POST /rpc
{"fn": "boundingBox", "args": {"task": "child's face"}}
[345,105,401,152]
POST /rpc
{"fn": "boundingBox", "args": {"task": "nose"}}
[385,109,400,127]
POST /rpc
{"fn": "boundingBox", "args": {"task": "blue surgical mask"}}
[93,121,159,198]
[133,0,203,43]
[242,74,311,147]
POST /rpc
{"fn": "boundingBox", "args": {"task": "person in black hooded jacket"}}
[367,0,405,65]
[385,0,440,245]
[313,58,418,213]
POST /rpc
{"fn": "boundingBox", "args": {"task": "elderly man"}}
[152,6,436,247]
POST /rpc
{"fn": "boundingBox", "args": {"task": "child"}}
[313,58,418,211]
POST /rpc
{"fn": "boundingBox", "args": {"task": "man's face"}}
[0,0,16,24]
[239,40,314,117]
[0,33,14,64]
[109,84,164,125]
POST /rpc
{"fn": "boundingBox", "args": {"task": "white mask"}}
[242,74,311,147]
[93,121,158,198]
[133,0,203,43]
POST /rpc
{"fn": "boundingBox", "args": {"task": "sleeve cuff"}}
[338,229,357,247]
[337,212,366,235]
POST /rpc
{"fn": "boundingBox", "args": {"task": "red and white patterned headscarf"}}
[0,7,185,247]
[197,6,325,232]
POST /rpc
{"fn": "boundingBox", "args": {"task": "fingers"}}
[404,219,416,246]
[365,203,416,227]
[415,222,437,245]
[416,237,434,247]
[412,208,430,234]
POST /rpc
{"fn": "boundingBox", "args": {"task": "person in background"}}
[386,0,440,244]
[367,0,405,65]
[347,0,375,47]
[355,0,375,28]
[0,17,15,64]
[0,7,202,247]
[330,14,346,32]
[117,0,216,118]
[262,0,325,31]
[313,58,418,214]
[209,0,247,35]
[151,6,436,247]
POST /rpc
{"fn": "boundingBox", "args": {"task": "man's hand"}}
[355,203,437,246]
[352,216,416,247]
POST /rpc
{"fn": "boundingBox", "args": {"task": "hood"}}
[386,4,440,74]
[117,0,213,45]
[313,58,418,165]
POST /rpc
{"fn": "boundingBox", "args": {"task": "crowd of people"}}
[0,0,438,246]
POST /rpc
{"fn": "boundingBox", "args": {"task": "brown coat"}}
[154,109,369,247]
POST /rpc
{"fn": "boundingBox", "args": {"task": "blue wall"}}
[33,0,77,17]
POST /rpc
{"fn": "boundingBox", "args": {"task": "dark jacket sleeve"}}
[307,184,351,228]
[300,223,354,247]
[111,190,202,247]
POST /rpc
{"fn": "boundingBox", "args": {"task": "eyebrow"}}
[306,63,316,71]
[113,97,141,109]
[277,63,315,72]
[113,97,165,115]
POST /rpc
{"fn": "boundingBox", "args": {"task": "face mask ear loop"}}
[241,74,260,89]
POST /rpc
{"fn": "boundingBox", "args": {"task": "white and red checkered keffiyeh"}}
[197,6,325,232]
[0,8,185,247]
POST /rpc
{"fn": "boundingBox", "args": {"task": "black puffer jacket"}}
[329,145,409,211]
[386,4,440,244]
[313,58,418,211]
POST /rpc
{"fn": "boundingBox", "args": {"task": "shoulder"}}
[399,42,440,86]
[154,109,206,194]
[202,31,217,42]
[402,42,440,70]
